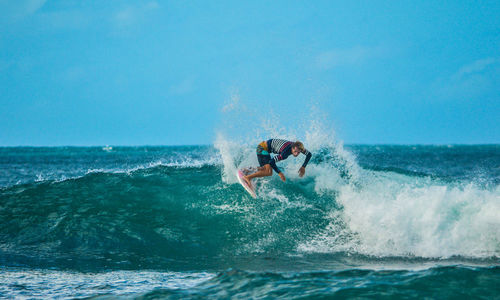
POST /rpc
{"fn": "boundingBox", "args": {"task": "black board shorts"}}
[256,144,271,167]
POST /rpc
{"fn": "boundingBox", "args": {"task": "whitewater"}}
[0,121,499,298]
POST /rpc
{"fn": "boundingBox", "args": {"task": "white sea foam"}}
[292,112,500,258]
[214,133,245,184]
[299,166,500,258]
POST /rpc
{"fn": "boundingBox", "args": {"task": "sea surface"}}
[0,143,499,298]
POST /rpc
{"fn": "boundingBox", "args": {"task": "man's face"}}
[292,146,300,157]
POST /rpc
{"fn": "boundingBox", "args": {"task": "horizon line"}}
[0,143,499,148]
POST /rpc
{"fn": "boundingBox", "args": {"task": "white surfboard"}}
[236,169,257,198]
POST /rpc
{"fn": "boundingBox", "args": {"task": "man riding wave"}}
[242,139,312,185]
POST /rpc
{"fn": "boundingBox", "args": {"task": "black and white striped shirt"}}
[265,139,312,174]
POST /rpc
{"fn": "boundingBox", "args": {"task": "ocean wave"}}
[1,266,498,299]
[1,140,499,271]
[1,156,222,189]
[113,266,500,299]
[215,130,500,261]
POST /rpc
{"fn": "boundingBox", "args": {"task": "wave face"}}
[1,144,499,272]
[2,266,499,299]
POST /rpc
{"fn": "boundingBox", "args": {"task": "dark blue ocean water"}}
[0,144,499,298]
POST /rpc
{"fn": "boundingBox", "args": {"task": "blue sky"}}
[1,0,499,145]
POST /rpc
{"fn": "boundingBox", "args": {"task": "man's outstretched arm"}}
[301,149,312,168]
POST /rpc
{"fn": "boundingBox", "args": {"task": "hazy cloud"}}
[59,66,87,83]
[436,57,500,99]
[0,60,13,72]
[169,77,195,96]
[315,46,385,70]
[453,57,500,80]
[37,10,93,31]
[0,0,46,21]
[113,1,160,28]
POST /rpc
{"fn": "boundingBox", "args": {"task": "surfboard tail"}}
[236,169,257,198]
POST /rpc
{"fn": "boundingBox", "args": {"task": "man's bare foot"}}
[242,176,252,186]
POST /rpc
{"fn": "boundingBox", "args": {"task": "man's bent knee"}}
[264,164,273,176]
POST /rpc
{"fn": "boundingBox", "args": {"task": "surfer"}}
[242,139,312,185]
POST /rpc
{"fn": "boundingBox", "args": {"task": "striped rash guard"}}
[266,139,312,174]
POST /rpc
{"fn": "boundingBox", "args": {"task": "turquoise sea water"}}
[0,144,499,298]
